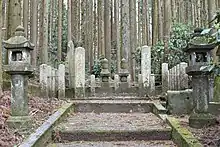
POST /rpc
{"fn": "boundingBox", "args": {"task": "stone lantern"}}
[100,58,110,83]
[4,26,34,128]
[119,58,129,82]
[184,29,217,128]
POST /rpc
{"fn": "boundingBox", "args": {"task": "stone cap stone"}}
[4,26,34,50]
[186,64,211,75]
[4,64,34,75]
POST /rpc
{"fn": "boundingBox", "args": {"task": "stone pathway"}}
[49,98,176,146]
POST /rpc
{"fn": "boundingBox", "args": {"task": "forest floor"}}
[174,115,220,147]
[0,91,66,147]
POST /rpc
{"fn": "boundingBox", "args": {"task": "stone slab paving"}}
[54,113,171,142]
[49,140,177,147]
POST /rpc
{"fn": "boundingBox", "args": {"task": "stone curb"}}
[152,102,167,116]
[19,102,74,147]
[166,117,203,147]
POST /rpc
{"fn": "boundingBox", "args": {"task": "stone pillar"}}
[173,66,177,90]
[51,68,56,97]
[58,64,65,99]
[74,47,85,98]
[90,74,96,96]
[179,62,188,90]
[40,64,49,97]
[114,74,120,91]
[176,64,180,90]
[162,63,169,93]
[67,40,75,88]
[150,74,155,95]
[138,74,144,96]
[170,68,174,90]
[47,65,52,97]
[127,74,131,88]
[141,46,151,89]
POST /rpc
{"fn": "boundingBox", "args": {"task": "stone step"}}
[48,140,177,147]
[53,113,171,142]
[72,100,153,113]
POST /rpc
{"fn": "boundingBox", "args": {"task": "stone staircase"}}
[47,96,176,147]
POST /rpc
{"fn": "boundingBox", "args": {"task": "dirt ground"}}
[0,91,66,147]
[174,115,220,147]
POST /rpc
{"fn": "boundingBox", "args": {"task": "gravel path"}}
[59,113,170,131]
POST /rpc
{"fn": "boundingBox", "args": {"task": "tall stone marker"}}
[162,63,169,93]
[74,47,85,98]
[67,40,75,88]
[40,64,49,97]
[141,46,151,89]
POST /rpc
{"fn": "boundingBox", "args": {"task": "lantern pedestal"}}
[189,113,216,129]
[7,116,32,129]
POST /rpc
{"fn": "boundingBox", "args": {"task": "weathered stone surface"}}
[213,76,220,102]
[58,64,65,99]
[47,65,52,97]
[67,41,75,88]
[90,75,95,96]
[179,62,188,90]
[40,64,49,97]
[173,66,177,90]
[74,47,85,98]
[51,68,56,97]
[48,141,176,147]
[176,64,180,90]
[114,74,120,91]
[189,113,217,129]
[150,74,155,95]
[167,89,194,115]
[72,100,153,113]
[138,74,144,97]
[141,46,151,88]
[162,63,169,92]
[55,113,171,142]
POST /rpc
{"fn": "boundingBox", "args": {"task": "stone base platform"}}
[53,113,172,142]
[72,100,153,113]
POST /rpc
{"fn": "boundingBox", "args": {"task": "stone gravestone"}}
[141,46,151,90]
[90,74,96,96]
[150,74,155,95]
[179,62,188,90]
[162,63,169,93]
[40,64,49,97]
[58,64,65,99]
[67,40,75,88]
[74,47,85,98]
[114,74,120,91]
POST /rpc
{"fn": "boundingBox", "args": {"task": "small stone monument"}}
[99,58,112,94]
[184,28,217,128]
[3,26,34,128]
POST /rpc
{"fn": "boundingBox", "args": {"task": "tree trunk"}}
[163,0,171,62]
[115,0,121,72]
[68,0,71,43]
[104,0,111,71]
[152,0,159,46]
[23,0,29,37]
[208,0,217,62]
[129,0,137,81]
[30,0,38,66]
[142,0,148,45]
[158,0,163,40]
[57,0,63,62]
[0,0,3,96]
[97,0,105,57]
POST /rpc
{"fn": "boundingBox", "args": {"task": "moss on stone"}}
[167,117,203,147]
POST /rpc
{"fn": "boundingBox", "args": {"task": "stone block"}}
[141,46,151,89]
[167,89,194,114]
[58,64,65,99]
[162,63,169,93]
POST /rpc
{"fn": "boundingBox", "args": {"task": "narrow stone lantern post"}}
[4,26,34,128]
[184,29,217,128]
